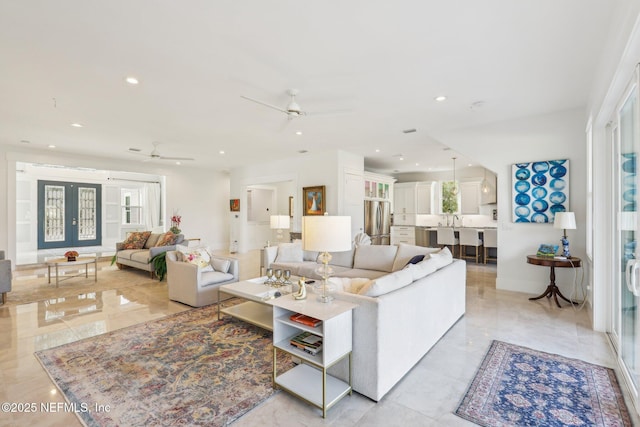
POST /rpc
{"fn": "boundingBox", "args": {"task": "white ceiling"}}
[0,1,615,175]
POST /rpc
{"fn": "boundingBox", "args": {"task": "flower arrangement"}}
[170,211,182,234]
[64,250,79,261]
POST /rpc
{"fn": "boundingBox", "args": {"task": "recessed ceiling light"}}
[175,161,181,165]
[434,95,447,102]
[415,163,420,166]
[48,144,56,148]
[219,150,225,154]
[125,76,139,85]
[375,149,380,153]
[468,163,472,167]
[295,131,302,135]
[399,157,404,161]
[71,123,83,128]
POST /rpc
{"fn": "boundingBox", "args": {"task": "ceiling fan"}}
[128,142,194,161]
[240,89,310,120]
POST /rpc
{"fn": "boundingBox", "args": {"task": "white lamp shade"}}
[270,215,290,230]
[554,212,576,230]
[302,216,352,252]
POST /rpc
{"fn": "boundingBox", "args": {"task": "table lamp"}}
[302,215,352,303]
[270,215,290,243]
[554,212,576,258]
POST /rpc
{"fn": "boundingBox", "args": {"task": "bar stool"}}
[437,227,459,258]
[459,228,483,263]
[483,229,498,264]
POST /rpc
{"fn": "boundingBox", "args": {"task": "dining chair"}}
[459,228,483,263]
[436,227,459,258]
[0,250,12,304]
[483,229,498,264]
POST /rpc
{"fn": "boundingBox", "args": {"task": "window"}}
[441,181,460,214]
[121,188,143,225]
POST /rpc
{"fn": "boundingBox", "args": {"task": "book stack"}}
[290,331,323,355]
[289,313,321,327]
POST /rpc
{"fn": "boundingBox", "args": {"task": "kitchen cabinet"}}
[364,172,395,201]
[416,182,435,214]
[460,182,480,214]
[391,226,415,245]
[394,182,416,214]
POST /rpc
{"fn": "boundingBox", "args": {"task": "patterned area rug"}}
[455,340,632,426]
[35,305,293,426]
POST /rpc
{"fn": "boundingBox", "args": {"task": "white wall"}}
[436,108,588,298]
[230,149,364,253]
[0,145,230,261]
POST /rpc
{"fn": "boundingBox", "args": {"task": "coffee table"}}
[217,277,293,331]
[46,257,98,288]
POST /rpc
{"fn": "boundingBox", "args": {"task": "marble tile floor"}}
[0,253,638,427]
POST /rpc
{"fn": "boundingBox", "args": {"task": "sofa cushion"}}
[430,247,454,269]
[391,243,441,272]
[336,268,389,280]
[358,268,414,297]
[130,250,152,264]
[144,233,161,248]
[327,248,355,268]
[117,249,140,261]
[353,245,398,272]
[122,231,151,249]
[156,231,179,247]
[275,242,303,263]
[200,271,234,287]
[211,258,231,273]
[328,277,372,294]
[404,257,439,281]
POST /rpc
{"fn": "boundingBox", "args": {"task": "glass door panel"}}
[617,71,640,398]
[38,180,102,249]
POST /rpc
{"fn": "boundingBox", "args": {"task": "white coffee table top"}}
[46,257,97,266]
[219,277,293,303]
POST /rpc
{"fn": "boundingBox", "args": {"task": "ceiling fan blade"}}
[240,95,288,114]
[158,156,195,161]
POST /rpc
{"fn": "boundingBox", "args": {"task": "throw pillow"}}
[182,247,214,272]
[122,231,151,250]
[358,269,413,297]
[155,231,178,247]
[404,254,425,267]
[275,242,303,263]
[391,243,440,272]
[430,247,453,269]
[211,258,231,273]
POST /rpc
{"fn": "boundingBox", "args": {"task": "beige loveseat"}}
[115,232,185,277]
[264,242,466,401]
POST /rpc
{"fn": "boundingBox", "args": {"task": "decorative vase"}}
[67,256,76,262]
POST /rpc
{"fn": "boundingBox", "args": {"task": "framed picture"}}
[289,196,294,217]
[230,199,240,212]
[512,159,569,223]
[303,186,325,216]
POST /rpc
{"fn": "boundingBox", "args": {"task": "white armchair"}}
[165,251,239,307]
[0,250,12,305]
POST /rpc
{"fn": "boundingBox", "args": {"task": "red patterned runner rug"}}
[455,340,632,426]
[35,306,292,426]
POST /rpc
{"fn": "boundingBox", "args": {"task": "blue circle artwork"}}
[513,159,568,223]
[549,191,567,204]
[514,180,530,193]
[549,165,567,178]
[531,187,547,199]
[550,179,566,191]
[532,162,549,173]
[624,175,636,188]
[515,193,530,206]
[515,169,530,180]
[531,213,549,223]
[623,189,636,203]
[531,173,547,186]
[531,199,549,213]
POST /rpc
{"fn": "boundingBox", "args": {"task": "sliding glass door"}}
[613,67,640,405]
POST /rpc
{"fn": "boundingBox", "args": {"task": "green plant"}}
[442,181,459,214]
[151,252,168,281]
[110,253,117,266]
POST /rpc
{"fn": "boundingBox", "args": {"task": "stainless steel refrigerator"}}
[364,200,391,245]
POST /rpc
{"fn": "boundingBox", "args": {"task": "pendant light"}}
[481,168,490,193]
[451,157,459,196]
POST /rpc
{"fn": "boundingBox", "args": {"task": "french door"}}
[37,180,102,249]
[613,66,640,408]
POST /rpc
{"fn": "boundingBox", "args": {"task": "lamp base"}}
[561,235,571,258]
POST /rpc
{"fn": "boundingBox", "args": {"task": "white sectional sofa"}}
[264,242,466,401]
